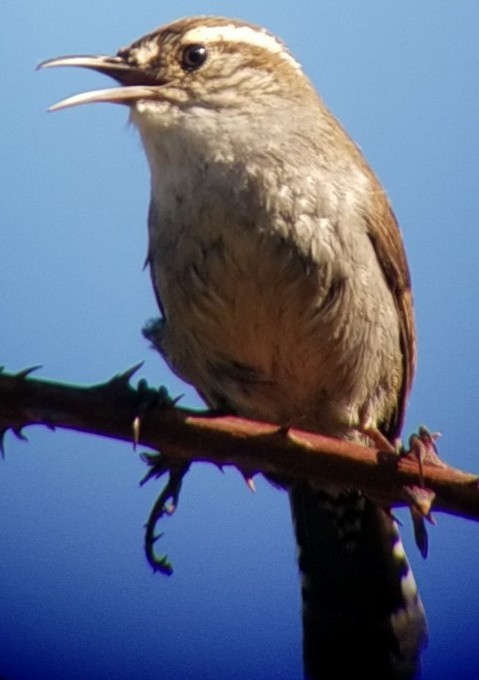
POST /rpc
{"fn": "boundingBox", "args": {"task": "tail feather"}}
[290,482,428,679]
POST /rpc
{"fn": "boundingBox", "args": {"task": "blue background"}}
[2,2,479,678]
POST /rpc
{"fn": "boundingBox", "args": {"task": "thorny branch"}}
[1,366,478,572]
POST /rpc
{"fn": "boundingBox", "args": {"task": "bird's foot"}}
[400,426,444,558]
[358,425,397,453]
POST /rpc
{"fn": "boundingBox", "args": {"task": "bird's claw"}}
[400,426,444,558]
[131,380,181,449]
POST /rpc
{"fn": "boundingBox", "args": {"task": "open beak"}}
[38,55,160,111]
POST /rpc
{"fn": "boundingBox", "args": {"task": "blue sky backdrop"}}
[2,2,479,678]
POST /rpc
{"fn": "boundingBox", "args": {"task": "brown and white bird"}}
[40,16,428,678]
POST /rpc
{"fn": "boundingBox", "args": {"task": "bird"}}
[40,16,428,678]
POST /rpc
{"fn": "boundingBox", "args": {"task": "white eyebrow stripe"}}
[181,24,302,71]
[132,40,160,65]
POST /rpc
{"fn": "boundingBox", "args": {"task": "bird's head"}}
[39,16,314,128]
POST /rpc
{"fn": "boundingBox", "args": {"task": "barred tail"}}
[290,482,428,679]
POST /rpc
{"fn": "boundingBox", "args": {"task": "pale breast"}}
[147,160,402,435]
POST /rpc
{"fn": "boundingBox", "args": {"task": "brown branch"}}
[1,367,478,521]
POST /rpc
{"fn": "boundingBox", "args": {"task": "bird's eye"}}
[181,44,208,70]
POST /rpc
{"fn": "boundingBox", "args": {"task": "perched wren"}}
[41,16,428,679]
